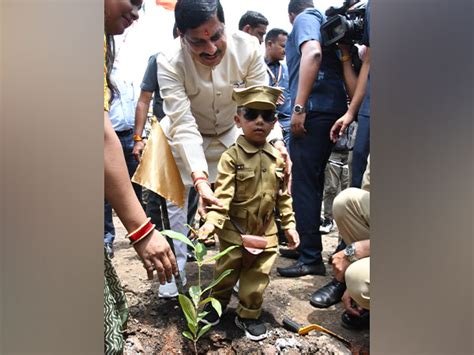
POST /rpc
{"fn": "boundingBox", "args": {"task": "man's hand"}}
[331,249,351,282]
[133,229,178,284]
[284,229,300,249]
[330,111,354,143]
[291,112,307,138]
[276,93,285,105]
[195,181,223,218]
[272,140,293,194]
[197,222,215,241]
[132,140,146,162]
[342,290,364,317]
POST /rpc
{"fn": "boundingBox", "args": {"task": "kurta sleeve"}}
[156,53,208,176]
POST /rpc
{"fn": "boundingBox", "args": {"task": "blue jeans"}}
[290,112,337,264]
[104,130,142,245]
[351,114,370,188]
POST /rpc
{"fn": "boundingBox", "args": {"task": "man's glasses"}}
[243,108,276,123]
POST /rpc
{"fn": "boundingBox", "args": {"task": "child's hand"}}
[284,229,300,249]
[197,223,215,241]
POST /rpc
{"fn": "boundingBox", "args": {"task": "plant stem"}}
[194,340,198,355]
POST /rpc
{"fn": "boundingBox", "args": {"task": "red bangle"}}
[127,219,155,244]
[130,223,155,245]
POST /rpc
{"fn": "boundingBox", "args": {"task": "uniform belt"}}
[115,129,133,137]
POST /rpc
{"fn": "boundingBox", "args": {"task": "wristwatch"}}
[293,104,305,114]
[343,243,358,263]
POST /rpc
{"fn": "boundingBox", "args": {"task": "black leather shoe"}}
[341,310,370,330]
[279,247,300,260]
[309,278,346,308]
[277,261,326,277]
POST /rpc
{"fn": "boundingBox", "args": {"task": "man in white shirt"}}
[155,0,286,297]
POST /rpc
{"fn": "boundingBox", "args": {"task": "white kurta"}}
[157,31,270,185]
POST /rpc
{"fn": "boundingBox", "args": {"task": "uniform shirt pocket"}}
[235,168,255,200]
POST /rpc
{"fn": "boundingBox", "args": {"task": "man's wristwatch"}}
[293,104,305,114]
[343,243,358,263]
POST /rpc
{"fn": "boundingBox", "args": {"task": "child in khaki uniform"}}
[197,85,300,341]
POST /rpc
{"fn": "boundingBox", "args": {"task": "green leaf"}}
[202,269,234,295]
[161,230,195,249]
[195,242,207,262]
[178,294,197,328]
[203,245,239,264]
[189,285,201,308]
[197,311,209,321]
[210,297,222,316]
[183,331,194,341]
[198,297,213,307]
[197,324,212,340]
[187,321,197,337]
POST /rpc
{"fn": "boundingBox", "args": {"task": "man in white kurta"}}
[158,31,268,185]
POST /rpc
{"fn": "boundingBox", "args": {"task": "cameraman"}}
[330,0,371,188]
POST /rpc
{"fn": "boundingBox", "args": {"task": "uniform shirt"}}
[206,135,296,247]
[157,32,269,185]
[286,7,347,115]
[140,53,165,119]
[266,59,291,131]
[359,0,370,117]
[108,67,137,132]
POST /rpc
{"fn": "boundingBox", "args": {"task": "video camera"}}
[320,0,367,47]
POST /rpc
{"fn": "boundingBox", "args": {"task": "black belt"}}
[115,129,133,137]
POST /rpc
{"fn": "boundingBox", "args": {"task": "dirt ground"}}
[112,216,369,354]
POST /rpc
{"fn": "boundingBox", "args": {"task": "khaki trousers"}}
[333,185,370,309]
[211,239,278,319]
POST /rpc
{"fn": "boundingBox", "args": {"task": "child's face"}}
[235,108,276,146]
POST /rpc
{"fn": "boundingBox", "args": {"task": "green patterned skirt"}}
[104,249,129,355]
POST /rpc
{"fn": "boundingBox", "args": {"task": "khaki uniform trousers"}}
[211,239,278,319]
[332,177,370,309]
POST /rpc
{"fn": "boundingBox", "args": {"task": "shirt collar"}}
[236,135,279,159]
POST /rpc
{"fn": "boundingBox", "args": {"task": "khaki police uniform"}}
[206,133,295,319]
[333,157,370,309]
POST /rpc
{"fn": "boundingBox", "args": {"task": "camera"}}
[320,0,367,47]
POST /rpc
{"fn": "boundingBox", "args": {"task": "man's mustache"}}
[200,49,222,58]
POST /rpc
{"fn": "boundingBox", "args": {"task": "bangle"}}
[130,224,155,246]
[133,134,143,142]
[126,218,154,244]
[341,55,351,62]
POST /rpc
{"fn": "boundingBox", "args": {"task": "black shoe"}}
[320,218,335,234]
[105,243,114,259]
[277,261,326,277]
[200,302,222,326]
[309,278,346,308]
[279,247,300,260]
[235,316,268,341]
[341,310,370,330]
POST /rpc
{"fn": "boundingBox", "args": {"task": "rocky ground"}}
[111,216,369,354]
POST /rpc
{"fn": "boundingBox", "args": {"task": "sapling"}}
[161,229,238,354]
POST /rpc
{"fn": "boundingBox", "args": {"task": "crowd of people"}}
[103,0,370,352]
